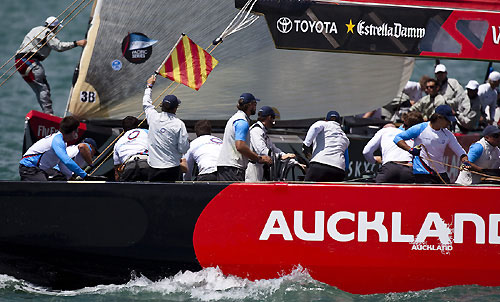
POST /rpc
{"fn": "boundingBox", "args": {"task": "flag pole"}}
[154,33,185,76]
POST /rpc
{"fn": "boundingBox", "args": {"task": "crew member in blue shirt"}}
[19,116,88,181]
[394,104,470,184]
[217,93,272,181]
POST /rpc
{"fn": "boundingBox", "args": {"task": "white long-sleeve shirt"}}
[363,127,413,165]
[113,128,149,165]
[304,120,349,170]
[183,135,222,180]
[478,83,498,121]
[17,26,75,59]
[143,88,189,168]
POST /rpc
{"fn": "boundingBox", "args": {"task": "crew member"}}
[19,116,87,181]
[302,111,350,182]
[409,78,447,121]
[217,93,272,181]
[47,137,99,180]
[456,125,500,185]
[453,80,481,132]
[143,75,189,182]
[363,112,424,183]
[15,17,86,115]
[434,64,464,104]
[478,71,500,125]
[113,116,149,181]
[394,105,469,184]
[245,106,295,182]
[181,120,222,181]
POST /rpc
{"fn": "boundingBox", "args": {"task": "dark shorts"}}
[19,164,48,181]
[148,166,181,182]
[217,166,245,182]
[196,171,218,181]
[304,162,345,182]
[414,172,450,184]
[120,159,150,182]
[375,162,414,183]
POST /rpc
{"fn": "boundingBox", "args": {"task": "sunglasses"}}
[426,85,437,89]
[492,133,500,138]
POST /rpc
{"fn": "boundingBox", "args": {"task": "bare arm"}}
[78,143,93,166]
[235,140,272,164]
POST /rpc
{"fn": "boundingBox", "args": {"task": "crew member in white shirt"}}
[245,106,295,182]
[456,125,500,185]
[478,71,500,125]
[394,104,470,184]
[144,75,189,182]
[302,110,350,182]
[363,111,423,183]
[113,116,149,181]
[15,17,86,114]
[182,120,222,181]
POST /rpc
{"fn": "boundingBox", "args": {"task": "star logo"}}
[346,19,355,34]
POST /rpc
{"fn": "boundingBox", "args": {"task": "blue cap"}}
[258,106,275,118]
[483,125,500,137]
[240,93,260,104]
[326,111,340,120]
[162,95,181,109]
[435,104,456,122]
[83,138,99,155]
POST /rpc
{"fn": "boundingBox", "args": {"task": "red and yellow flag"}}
[158,35,219,91]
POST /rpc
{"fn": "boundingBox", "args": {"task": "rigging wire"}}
[0,0,93,89]
[213,0,259,45]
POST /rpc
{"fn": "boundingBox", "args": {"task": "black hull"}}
[0,181,227,289]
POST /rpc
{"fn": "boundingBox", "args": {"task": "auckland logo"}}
[277,17,293,34]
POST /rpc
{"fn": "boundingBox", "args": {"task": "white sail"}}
[67,0,414,120]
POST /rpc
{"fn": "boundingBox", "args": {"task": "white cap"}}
[489,71,500,82]
[434,64,447,73]
[45,16,61,28]
[465,80,479,90]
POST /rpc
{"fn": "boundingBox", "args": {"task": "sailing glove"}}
[408,147,421,156]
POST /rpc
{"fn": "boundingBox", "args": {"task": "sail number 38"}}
[80,91,96,103]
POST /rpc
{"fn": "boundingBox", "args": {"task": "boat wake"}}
[0,268,499,301]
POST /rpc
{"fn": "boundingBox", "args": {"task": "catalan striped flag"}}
[158,35,219,91]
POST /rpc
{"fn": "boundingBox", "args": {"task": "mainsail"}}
[67,0,414,121]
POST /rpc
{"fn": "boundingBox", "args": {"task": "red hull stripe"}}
[193,182,500,294]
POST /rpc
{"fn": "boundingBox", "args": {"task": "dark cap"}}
[240,93,260,104]
[83,138,99,155]
[483,125,500,137]
[435,105,456,122]
[258,106,275,118]
[326,110,340,121]
[162,95,181,109]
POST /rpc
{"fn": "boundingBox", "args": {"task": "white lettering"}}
[260,211,293,240]
[358,212,388,242]
[489,214,500,244]
[294,211,324,241]
[454,213,485,244]
[392,212,414,242]
[327,211,355,242]
[415,213,451,244]
[492,26,500,45]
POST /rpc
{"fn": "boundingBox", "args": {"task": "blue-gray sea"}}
[1,0,500,301]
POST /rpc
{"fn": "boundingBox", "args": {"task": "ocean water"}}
[1,1,500,300]
[0,267,499,302]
